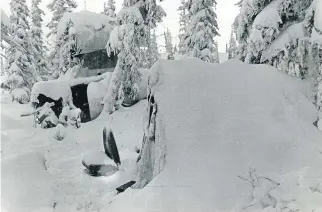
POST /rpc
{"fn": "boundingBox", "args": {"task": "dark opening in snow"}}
[33,94,63,118]
[77,50,117,70]
[71,84,91,123]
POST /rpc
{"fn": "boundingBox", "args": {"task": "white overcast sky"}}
[1,0,239,52]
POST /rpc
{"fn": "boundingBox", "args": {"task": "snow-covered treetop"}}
[57,10,114,55]
[261,22,306,62]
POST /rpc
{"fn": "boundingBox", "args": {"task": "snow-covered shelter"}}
[57,10,117,77]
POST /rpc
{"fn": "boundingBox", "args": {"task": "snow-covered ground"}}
[1,59,322,212]
[108,59,322,212]
[1,101,146,212]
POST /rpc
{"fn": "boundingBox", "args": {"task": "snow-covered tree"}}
[143,0,166,67]
[46,0,77,38]
[104,1,145,114]
[102,0,116,21]
[31,0,48,77]
[104,0,165,114]
[151,29,159,64]
[183,0,219,63]
[164,28,174,60]
[214,41,219,63]
[227,26,237,59]
[54,20,77,77]
[178,0,188,54]
[6,0,38,102]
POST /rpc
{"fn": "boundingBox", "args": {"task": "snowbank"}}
[1,152,55,212]
[108,59,322,211]
[57,10,113,55]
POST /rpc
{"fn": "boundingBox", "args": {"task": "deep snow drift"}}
[107,59,322,212]
[1,101,146,212]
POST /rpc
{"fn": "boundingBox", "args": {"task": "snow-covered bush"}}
[11,87,30,104]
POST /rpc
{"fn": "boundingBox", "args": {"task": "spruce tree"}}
[104,0,165,114]
[164,28,174,60]
[47,0,77,39]
[183,0,219,63]
[102,0,116,21]
[151,30,159,64]
[6,0,37,102]
[104,0,145,114]
[55,20,77,77]
[228,26,237,59]
[178,0,188,54]
[31,0,48,77]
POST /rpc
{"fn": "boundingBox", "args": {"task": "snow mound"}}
[11,88,30,104]
[57,10,113,54]
[108,59,322,211]
[1,152,55,212]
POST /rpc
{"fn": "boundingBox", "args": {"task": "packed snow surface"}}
[107,59,322,212]
[1,101,145,212]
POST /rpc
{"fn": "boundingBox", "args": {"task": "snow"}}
[311,0,322,44]
[0,8,10,28]
[314,0,322,31]
[1,100,146,212]
[1,152,55,212]
[107,59,322,211]
[31,80,72,103]
[2,58,322,211]
[261,22,306,62]
[31,73,110,103]
[57,11,114,55]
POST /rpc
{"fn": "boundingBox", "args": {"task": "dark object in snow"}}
[103,126,121,165]
[71,84,91,123]
[82,151,118,177]
[122,96,139,107]
[116,181,136,194]
[33,94,63,118]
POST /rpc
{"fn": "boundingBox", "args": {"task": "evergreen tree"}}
[183,0,219,63]
[31,0,48,77]
[104,0,165,114]
[164,28,174,60]
[104,0,145,114]
[227,26,237,59]
[54,20,77,77]
[143,0,166,67]
[178,0,188,54]
[47,0,77,39]
[6,0,37,102]
[151,29,159,64]
[214,41,219,63]
[102,0,116,21]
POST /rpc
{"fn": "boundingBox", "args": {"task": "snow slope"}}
[1,101,146,212]
[107,59,322,212]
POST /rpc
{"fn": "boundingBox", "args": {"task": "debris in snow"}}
[116,181,136,194]
[103,124,121,166]
[82,151,118,177]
